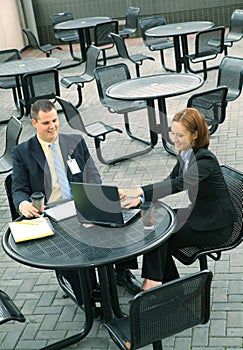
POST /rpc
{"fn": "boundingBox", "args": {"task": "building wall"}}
[0,0,25,50]
[0,0,242,50]
[31,0,243,45]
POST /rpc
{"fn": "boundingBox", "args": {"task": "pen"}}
[15,221,39,226]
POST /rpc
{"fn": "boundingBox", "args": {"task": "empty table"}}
[106,73,204,155]
[146,21,214,72]
[54,17,112,62]
[0,57,60,115]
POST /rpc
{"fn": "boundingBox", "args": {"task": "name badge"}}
[67,158,81,175]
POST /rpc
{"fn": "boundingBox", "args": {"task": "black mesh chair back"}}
[93,20,119,65]
[60,45,100,107]
[94,63,158,162]
[4,173,20,221]
[187,26,225,80]
[187,86,228,135]
[119,7,140,38]
[106,270,213,350]
[110,33,130,60]
[22,28,62,57]
[50,12,79,60]
[139,16,174,71]
[0,49,22,114]
[94,63,146,113]
[172,165,243,270]
[217,55,243,102]
[194,27,225,57]
[56,96,86,133]
[50,12,78,41]
[20,69,60,116]
[224,9,243,54]
[0,289,25,325]
[0,116,22,174]
[139,16,168,48]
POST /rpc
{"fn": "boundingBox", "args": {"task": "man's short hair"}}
[31,100,56,121]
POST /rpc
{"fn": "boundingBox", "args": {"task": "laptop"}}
[70,182,140,227]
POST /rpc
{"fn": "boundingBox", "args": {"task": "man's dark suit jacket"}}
[142,148,234,232]
[12,133,101,211]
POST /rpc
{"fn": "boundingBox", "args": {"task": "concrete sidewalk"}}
[0,35,242,350]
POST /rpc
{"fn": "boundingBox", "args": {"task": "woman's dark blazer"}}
[142,148,234,231]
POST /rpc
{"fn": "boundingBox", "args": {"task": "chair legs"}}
[160,50,176,73]
[94,136,154,165]
[199,255,208,270]
[75,85,83,108]
[69,42,81,61]
[124,112,152,146]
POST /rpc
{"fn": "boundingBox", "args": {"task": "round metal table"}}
[54,16,112,62]
[146,21,214,72]
[0,57,60,116]
[2,202,176,349]
[106,73,204,155]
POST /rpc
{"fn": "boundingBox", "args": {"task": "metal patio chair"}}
[19,68,60,117]
[94,63,150,145]
[22,28,62,57]
[119,7,140,39]
[110,32,155,77]
[93,20,119,65]
[187,86,228,135]
[56,96,126,165]
[0,49,22,115]
[139,15,174,72]
[60,45,100,108]
[224,9,243,55]
[187,26,225,81]
[50,12,80,60]
[172,165,243,270]
[0,116,22,174]
[105,270,213,350]
[217,55,243,102]
[0,289,25,325]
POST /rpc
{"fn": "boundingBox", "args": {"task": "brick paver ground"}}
[0,33,242,350]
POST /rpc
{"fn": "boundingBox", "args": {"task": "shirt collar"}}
[37,135,59,153]
[180,148,193,163]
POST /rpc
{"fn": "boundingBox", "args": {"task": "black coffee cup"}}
[30,192,45,213]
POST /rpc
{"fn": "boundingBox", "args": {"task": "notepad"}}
[44,200,76,222]
[9,217,54,243]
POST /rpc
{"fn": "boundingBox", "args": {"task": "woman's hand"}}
[119,188,143,208]
[121,197,142,208]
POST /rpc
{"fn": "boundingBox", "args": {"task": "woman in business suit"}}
[120,108,234,290]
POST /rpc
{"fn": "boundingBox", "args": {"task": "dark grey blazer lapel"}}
[30,136,47,171]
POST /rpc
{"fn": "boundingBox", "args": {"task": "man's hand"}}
[19,201,41,218]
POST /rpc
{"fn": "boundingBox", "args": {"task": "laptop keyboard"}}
[122,210,137,222]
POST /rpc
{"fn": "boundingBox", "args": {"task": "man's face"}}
[31,108,59,143]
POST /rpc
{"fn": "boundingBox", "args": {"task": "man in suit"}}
[12,99,142,305]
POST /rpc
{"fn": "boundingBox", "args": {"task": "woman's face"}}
[171,121,197,152]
